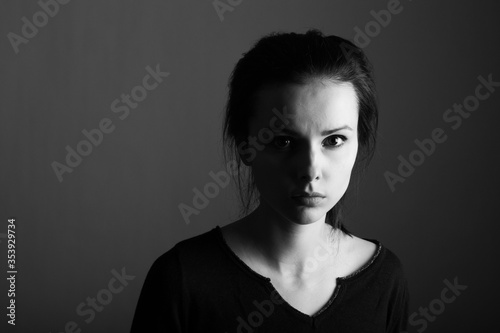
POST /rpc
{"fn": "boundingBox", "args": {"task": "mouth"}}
[291,192,326,207]
[292,191,326,198]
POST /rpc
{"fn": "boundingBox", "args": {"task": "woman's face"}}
[246,79,359,225]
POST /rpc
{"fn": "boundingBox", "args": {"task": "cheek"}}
[342,138,359,168]
[251,153,289,193]
[325,144,358,187]
[346,143,359,173]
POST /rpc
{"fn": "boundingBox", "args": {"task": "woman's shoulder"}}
[340,233,406,282]
[157,227,218,261]
[148,226,225,273]
[343,235,378,267]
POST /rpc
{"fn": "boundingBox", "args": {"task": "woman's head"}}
[223,29,378,233]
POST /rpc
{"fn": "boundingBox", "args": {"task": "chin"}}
[281,206,329,225]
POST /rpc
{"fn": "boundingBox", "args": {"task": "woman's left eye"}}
[323,135,346,148]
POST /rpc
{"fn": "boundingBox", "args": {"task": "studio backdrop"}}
[1,0,499,332]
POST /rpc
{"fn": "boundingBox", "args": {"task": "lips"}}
[291,191,326,198]
[291,192,326,207]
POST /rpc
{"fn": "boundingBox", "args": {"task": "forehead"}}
[250,79,359,133]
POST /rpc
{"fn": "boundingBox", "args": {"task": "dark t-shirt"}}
[130,226,409,332]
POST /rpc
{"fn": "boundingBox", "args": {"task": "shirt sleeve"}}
[130,247,187,332]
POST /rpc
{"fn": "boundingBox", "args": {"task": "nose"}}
[296,144,322,183]
[300,172,320,182]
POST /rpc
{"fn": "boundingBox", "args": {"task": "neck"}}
[242,202,341,277]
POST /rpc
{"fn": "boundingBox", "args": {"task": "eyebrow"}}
[279,125,353,136]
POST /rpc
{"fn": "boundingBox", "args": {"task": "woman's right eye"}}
[272,136,292,149]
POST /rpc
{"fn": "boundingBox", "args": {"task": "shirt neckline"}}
[212,225,384,319]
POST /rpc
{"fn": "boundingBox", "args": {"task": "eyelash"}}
[271,135,347,150]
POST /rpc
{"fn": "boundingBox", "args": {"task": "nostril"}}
[300,174,320,182]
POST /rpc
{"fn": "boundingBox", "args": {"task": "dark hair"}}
[222,29,378,234]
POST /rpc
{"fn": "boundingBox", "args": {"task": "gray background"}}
[1,0,499,332]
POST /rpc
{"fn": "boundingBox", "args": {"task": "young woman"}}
[131,29,409,332]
